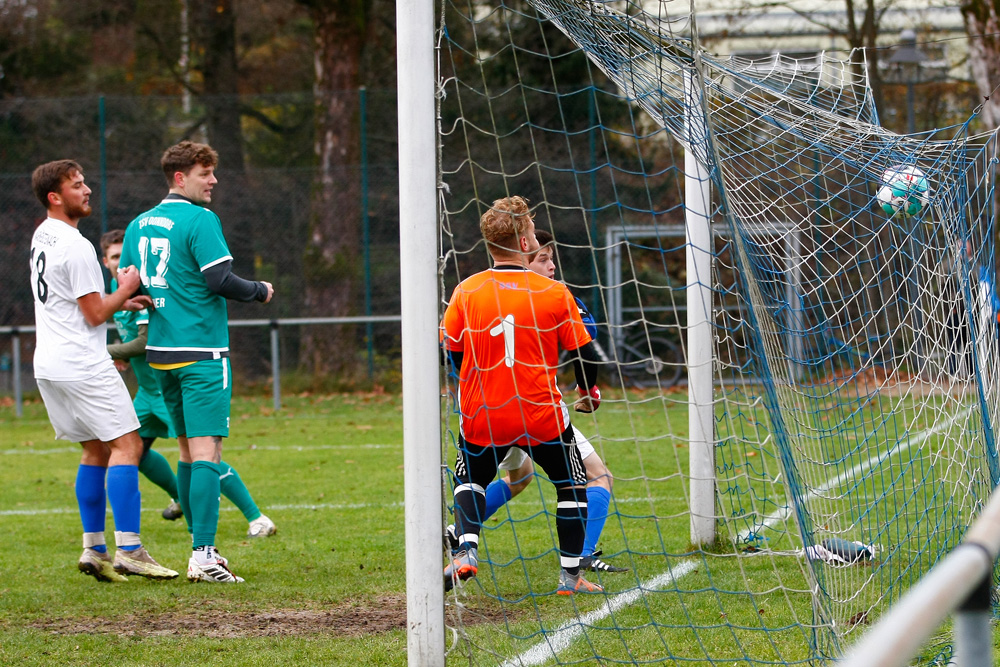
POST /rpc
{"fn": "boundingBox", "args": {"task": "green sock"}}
[138,449,179,501]
[190,460,221,549]
[220,461,262,522]
[176,461,194,535]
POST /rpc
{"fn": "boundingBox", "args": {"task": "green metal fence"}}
[0,91,402,387]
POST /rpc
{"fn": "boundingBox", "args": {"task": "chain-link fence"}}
[1,91,402,393]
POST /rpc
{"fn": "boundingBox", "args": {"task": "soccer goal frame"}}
[397,0,445,663]
[397,9,809,655]
[397,9,716,660]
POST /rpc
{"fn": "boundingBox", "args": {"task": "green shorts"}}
[154,358,232,438]
[134,388,177,440]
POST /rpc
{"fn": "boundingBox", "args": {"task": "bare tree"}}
[723,1,889,114]
[192,0,244,171]
[296,0,377,377]
[960,0,1000,129]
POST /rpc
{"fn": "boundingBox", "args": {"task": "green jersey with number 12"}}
[121,197,233,364]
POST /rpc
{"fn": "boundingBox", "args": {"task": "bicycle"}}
[561,330,684,390]
[610,331,684,389]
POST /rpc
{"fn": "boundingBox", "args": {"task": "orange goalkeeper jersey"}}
[442,266,592,447]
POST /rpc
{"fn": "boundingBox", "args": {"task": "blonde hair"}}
[480,196,533,256]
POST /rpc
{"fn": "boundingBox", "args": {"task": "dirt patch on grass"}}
[27,594,515,638]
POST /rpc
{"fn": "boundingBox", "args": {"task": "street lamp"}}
[889,29,929,134]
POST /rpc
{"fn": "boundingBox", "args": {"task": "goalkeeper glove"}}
[574,385,601,413]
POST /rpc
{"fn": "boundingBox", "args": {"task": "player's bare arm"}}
[77,266,153,326]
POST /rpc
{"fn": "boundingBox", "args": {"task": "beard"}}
[65,200,92,219]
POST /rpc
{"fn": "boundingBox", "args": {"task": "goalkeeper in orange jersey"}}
[441,196,605,595]
[445,229,627,574]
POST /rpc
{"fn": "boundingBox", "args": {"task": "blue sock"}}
[106,465,141,551]
[583,486,611,557]
[483,479,513,521]
[76,464,107,552]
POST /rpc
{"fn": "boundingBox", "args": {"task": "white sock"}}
[193,545,217,565]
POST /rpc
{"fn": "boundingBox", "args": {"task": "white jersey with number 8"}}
[30,218,113,381]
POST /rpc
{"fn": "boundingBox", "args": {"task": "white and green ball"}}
[876,165,930,217]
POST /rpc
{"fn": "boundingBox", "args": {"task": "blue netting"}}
[439,0,998,663]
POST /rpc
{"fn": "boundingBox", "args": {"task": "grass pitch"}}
[1,387,991,666]
[1,393,410,666]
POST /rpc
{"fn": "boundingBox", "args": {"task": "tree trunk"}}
[843,0,885,119]
[191,0,262,370]
[300,0,369,377]
[961,0,1000,129]
[192,0,252,280]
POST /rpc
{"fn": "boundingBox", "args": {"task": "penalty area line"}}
[0,501,406,517]
[499,561,699,667]
[503,407,973,666]
[0,496,678,517]
[736,406,972,541]
[0,443,398,456]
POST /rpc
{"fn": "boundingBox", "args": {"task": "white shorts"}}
[573,425,596,460]
[498,425,595,470]
[498,446,529,471]
[38,367,141,443]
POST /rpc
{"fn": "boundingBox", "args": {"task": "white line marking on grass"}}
[1,443,398,456]
[2,497,684,517]
[0,501,406,517]
[504,407,973,666]
[499,561,699,667]
[265,501,404,511]
[736,407,971,541]
[249,443,398,452]
[2,447,80,455]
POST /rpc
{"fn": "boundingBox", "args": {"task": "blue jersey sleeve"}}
[978,266,1000,321]
[574,296,598,340]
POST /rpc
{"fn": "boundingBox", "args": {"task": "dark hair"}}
[528,229,555,264]
[100,229,125,255]
[161,141,218,187]
[31,160,84,210]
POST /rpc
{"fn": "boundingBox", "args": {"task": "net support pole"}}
[952,571,993,667]
[398,0,445,663]
[270,321,281,411]
[684,72,715,546]
[12,330,22,418]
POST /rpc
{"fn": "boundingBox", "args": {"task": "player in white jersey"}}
[30,160,178,583]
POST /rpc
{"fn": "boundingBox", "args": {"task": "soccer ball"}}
[876,165,930,217]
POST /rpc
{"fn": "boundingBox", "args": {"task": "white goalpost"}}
[684,70,715,548]
[397,0,444,663]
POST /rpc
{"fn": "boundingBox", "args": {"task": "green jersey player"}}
[120,141,274,583]
[102,230,276,539]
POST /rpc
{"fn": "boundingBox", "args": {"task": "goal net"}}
[436,0,999,663]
